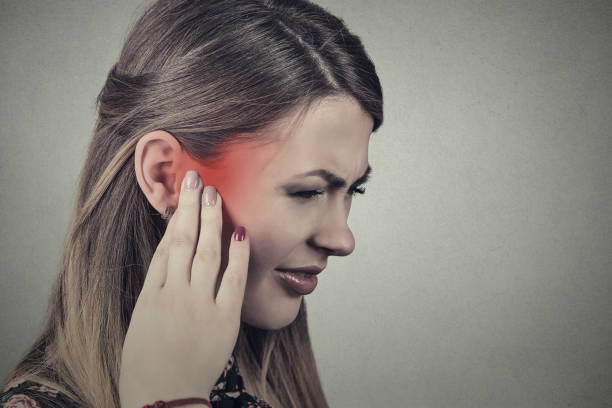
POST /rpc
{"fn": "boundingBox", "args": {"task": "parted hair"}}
[2,1,383,407]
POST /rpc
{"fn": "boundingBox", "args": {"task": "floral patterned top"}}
[1,353,272,408]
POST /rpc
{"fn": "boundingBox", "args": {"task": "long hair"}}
[2,1,383,407]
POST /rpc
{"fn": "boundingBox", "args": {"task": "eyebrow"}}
[290,164,372,189]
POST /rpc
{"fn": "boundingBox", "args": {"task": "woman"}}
[1,0,383,407]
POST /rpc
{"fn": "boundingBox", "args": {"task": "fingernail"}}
[234,226,246,241]
[184,170,200,190]
[204,185,217,207]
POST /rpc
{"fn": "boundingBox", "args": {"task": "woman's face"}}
[171,95,374,330]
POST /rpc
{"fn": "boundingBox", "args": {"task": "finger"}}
[190,185,222,298]
[216,226,250,318]
[142,204,180,290]
[165,170,203,290]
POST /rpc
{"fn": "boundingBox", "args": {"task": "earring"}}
[161,206,175,220]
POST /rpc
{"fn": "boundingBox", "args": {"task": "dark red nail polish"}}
[234,226,246,241]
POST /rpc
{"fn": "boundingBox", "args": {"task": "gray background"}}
[1,0,611,407]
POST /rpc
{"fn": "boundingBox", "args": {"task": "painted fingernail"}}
[204,185,217,207]
[184,170,200,190]
[234,226,246,241]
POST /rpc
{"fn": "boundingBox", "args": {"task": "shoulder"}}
[1,380,79,408]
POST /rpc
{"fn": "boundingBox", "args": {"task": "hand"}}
[119,170,250,408]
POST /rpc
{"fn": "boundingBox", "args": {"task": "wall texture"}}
[1,0,610,407]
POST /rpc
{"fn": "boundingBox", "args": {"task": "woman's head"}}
[6,1,383,407]
[108,0,383,329]
[135,95,373,330]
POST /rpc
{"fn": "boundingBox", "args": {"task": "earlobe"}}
[134,130,183,215]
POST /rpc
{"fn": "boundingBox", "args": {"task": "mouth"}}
[274,267,323,295]
[275,265,325,275]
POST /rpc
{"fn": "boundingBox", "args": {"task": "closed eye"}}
[291,185,367,200]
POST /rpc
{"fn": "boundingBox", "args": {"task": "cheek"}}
[222,192,314,269]
[247,216,308,275]
[248,228,292,269]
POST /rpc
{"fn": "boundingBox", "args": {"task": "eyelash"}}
[291,186,367,200]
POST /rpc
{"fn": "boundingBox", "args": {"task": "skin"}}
[134,95,374,330]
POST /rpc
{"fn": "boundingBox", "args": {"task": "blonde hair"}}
[2,1,383,407]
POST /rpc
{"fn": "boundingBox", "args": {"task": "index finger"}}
[142,204,178,291]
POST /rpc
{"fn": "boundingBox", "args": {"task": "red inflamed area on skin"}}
[174,140,267,227]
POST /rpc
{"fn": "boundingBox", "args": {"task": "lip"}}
[274,269,319,295]
[275,266,325,275]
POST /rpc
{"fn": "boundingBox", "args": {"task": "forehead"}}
[215,96,374,192]
[257,96,373,176]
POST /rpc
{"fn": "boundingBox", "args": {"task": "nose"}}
[309,200,356,257]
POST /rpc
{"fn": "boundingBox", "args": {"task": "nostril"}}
[320,247,336,256]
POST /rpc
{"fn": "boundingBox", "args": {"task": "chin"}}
[241,299,302,330]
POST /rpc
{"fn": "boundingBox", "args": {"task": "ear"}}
[134,130,183,215]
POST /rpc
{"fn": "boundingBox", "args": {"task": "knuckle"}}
[224,270,245,288]
[171,232,195,248]
[194,245,220,264]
